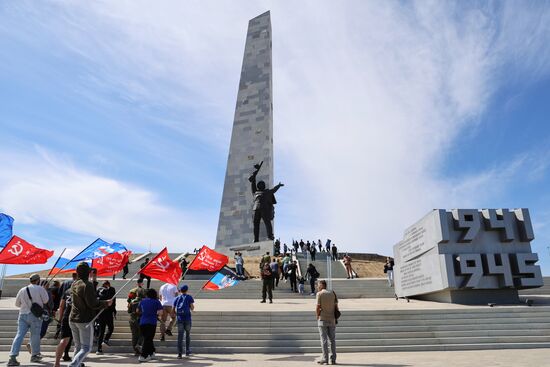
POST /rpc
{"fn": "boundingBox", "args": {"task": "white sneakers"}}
[138,353,157,363]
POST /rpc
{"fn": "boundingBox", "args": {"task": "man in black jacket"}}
[95,281,116,354]
[68,262,112,367]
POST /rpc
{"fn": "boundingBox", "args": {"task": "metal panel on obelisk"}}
[215,12,274,256]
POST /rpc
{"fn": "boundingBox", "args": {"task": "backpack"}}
[26,287,45,319]
[174,295,190,319]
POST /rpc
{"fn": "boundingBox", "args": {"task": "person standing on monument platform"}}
[384,257,395,287]
[316,280,337,365]
[310,244,317,261]
[331,243,338,261]
[260,262,274,303]
[248,161,284,243]
[234,252,244,277]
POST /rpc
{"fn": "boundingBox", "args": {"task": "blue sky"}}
[1,1,550,276]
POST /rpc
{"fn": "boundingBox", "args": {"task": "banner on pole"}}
[203,266,240,291]
[0,235,54,264]
[92,251,131,276]
[49,238,128,274]
[188,245,228,272]
[140,247,182,285]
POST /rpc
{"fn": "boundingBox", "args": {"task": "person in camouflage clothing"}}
[127,279,146,356]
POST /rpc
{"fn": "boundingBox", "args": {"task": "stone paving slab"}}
[1,349,549,367]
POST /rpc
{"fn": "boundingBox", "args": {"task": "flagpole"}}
[44,248,66,284]
[85,270,141,329]
[48,239,103,281]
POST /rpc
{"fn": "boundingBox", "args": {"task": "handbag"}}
[333,291,341,323]
[26,286,45,318]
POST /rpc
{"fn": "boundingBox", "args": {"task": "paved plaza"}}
[0,349,548,367]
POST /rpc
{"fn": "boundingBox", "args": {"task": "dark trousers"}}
[310,277,317,294]
[332,252,337,261]
[311,252,316,261]
[40,318,51,339]
[253,210,273,242]
[140,324,156,358]
[290,276,297,292]
[272,272,279,287]
[97,312,114,350]
[139,274,152,289]
[262,279,273,301]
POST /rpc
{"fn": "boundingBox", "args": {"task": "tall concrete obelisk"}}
[215,11,274,255]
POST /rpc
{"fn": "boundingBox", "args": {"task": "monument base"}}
[413,289,520,305]
[217,240,273,257]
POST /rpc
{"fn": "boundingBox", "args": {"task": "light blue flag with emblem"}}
[0,213,14,249]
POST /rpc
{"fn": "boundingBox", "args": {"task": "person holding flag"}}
[68,262,112,367]
[172,284,194,359]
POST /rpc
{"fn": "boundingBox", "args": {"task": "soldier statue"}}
[248,161,284,242]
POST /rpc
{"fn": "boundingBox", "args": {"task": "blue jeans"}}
[177,320,192,355]
[68,321,94,367]
[10,313,42,357]
[236,264,244,276]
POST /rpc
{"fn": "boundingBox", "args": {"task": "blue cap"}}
[180,285,188,292]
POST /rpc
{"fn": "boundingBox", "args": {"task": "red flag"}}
[92,251,131,276]
[140,248,182,285]
[188,245,228,272]
[0,236,54,264]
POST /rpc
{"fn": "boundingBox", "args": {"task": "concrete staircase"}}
[1,307,549,353]
[0,278,397,299]
[295,252,349,279]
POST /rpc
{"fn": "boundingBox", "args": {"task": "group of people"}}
[127,280,194,362]
[7,261,195,366]
[255,251,322,303]
[273,239,340,262]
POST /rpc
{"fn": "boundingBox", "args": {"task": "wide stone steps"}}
[0,278,397,299]
[1,307,549,353]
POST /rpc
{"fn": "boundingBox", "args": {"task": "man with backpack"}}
[8,273,49,366]
[172,284,195,359]
[127,279,147,355]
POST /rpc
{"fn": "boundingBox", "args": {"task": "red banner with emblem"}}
[0,236,54,264]
[188,245,228,272]
[139,247,182,285]
[92,251,131,276]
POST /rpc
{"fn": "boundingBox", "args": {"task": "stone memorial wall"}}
[393,209,543,304]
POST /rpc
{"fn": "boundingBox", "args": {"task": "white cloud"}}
[0,147,215,251]
[1,1,550,263]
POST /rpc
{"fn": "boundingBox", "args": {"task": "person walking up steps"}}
[287,260,298,293]
[68,262,112,367]
[96,280,116,354]
[137,288,163,362]
[173,285,195,359]
[7,274,49,366]
[260,262,274,303]
[159,282,178,341]
[307,263,320,296]
[128,279,146,356]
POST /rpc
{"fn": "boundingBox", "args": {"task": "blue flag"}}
[50,238,128,274]
[0,213,14,249]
